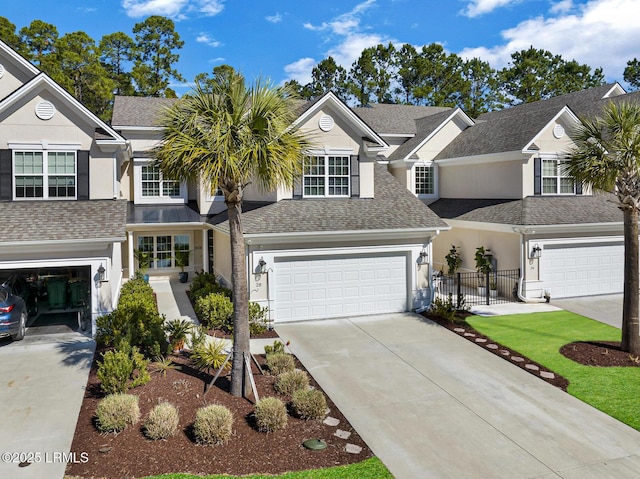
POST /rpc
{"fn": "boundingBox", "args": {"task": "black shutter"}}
[534,157,541,196]
[350,155,360,198]
[576,181,583,195]
[293,177,302,198]
[0,150,11,201]
[77,150,90,200]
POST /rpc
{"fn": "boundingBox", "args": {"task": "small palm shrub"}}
[95,393,140,433]
[264,340,286,356]
[266,353,295,376]
[190,338,231,373]
[97,346,151,394]
[195,293,233,330]
[274,369,309,396]
[193,405,234,445]
[291,389,327,420]
[151,356,181,376]
[144,402,179,440]
[254,397,288,433]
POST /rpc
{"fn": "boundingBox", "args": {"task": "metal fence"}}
[433,269,521,308]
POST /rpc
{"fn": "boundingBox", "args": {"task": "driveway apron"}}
[276,313,640,479]
[0,332,94,479]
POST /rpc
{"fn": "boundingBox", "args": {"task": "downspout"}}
[515,228,546,303]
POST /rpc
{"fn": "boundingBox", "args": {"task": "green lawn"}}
[466,311,640,430]
[138,457,393,479]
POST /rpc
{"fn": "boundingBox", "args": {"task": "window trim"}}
[136,233,192,270]
[302,152,351,198]
[412,162,438,199]
[541,158,575,195]
[12,149,77,200]
[133,158,187,204]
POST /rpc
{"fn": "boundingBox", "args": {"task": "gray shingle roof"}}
[429,194,622,226]
[1,200,128,243]
[213,163,447,235]
[352,103,451,135]
[111,96,177,127]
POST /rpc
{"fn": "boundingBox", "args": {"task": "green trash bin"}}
[47,278,68,309]
[69,279,88,308]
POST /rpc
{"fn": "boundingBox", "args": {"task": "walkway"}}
[276,313,640,479]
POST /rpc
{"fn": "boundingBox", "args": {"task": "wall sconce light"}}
[530,244,542,259]
[97,263,107,286]
[257,257,267,274]
[418,250,429,265]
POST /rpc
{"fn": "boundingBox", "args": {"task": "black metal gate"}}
[433,269,521,308]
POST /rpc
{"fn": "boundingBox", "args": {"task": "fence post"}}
[485,272,490,305]
[456,272,461,308]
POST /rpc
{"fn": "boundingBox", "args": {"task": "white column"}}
[128,230,134,278]
[202,229,209,273]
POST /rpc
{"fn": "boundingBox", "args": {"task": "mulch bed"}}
[560,341,640,367]
[65,349,372,479]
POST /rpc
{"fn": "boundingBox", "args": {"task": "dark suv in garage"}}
[0,273,38,341]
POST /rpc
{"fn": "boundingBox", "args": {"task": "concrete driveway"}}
[276,313,640,479]
[553,294,623,329]
[0,332,94,479]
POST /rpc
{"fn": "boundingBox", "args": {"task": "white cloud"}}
[266,13,283,24]
[121,0,223,19]
[462,0,521,18]
[459,0,640,80]
[550,0,574,14]
[196,33,221,47]
[283,57,316,84]
[303,0,376,35]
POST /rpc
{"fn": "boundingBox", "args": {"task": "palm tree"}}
[564,101,640,354]
[154,75,311,396]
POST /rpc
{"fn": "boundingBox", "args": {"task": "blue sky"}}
[3,0,639,93]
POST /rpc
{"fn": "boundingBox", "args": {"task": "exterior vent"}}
[318,114,334,132]
[553,124,565,139]
[0,64,4,78]
[35,100,55,120]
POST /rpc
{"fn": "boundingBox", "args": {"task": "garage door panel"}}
[542,243,623,298]
[275,253,408,322]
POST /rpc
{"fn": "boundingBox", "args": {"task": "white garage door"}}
[541,242,624,298]
[274,253,408,322]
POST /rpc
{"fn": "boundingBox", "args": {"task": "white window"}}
[14,150,76,199]
[133,159,186,204]
[303,155,350,197]
[413,164,437,197]
[137,234,190,269]
[542,159,575,194]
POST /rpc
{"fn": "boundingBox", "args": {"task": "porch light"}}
[530,244,542,259]
[418,250,429,265]
[97,264,107,283]
[257,257,267,274]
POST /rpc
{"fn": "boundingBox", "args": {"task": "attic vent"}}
[0,64,4,78]
[553,124,565,139]
[35,100,55,120]
[318,114,334,132]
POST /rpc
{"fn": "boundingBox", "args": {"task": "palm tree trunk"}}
[227,201,251,397]
[622,208,640,354]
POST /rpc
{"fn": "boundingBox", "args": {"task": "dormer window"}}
[303,155,350,197]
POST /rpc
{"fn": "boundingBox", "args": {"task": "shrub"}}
[190,272,232,301]
[430,294,456,322]
[249,302,268,335]
[274,369,309,396]
[96,278,166,357]
[95,393,140,433]
[190,338,231,373]
[144,402,179,440]
[151,356,181,376]
[193,405,234,445]
[195,293,233,330]
[291,389,327,420]
[265,353,295,376]
[97,346,151,394]
[254,397,288,433]
[264,340,285,357]
[164,319,193,351]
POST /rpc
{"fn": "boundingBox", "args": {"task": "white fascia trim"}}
[0,237,125,255]
[445,219,520,234]
[0,39,39,76]
[515,222,623,235]
[233,227,449,245]
[604,82,626,97]
[380,133,415,138]
[437,151,526,167]
[113,125,164,132]
[0,74,127,145]
[8,141,82,150]
[291,92,388,150]
[540,235,624,246]
[523,106,580,152]
[126,222,206,231]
